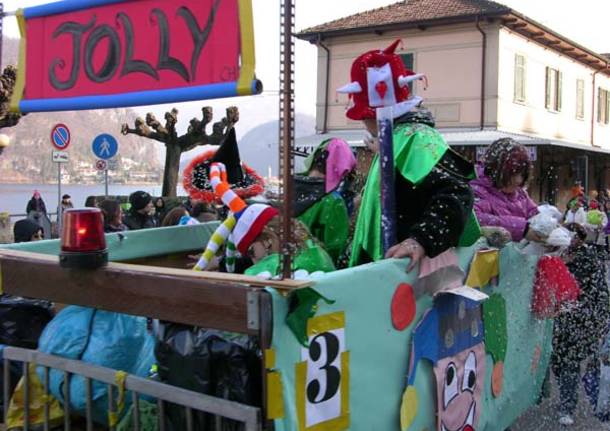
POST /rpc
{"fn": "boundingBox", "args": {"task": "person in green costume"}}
[294,138,356,265]
[337,39,477,270]
[244,216,335,278]
[193,162,335,278]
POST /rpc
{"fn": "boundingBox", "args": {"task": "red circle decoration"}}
[391,283,416,331]
[182,149,265,203]
[491,361,504,397]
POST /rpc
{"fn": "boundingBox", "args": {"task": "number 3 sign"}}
[296,311,350,431]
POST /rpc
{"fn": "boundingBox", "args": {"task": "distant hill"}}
[238,114,316,175]
[0,38,161,183]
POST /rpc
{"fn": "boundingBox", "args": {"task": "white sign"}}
[95,159,108,171]
[476,145,537,162]
[444,285,490,302]
[107,159,118,171]
[299,312,348,429]
[52,150,69,163]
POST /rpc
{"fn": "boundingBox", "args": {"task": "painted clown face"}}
[434,343,485,431]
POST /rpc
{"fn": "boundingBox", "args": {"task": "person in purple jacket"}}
[470,138,542,243]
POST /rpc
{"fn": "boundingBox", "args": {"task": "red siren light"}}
[60,208,108,269]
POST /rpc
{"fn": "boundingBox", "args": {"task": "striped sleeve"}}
[193,214,237,271]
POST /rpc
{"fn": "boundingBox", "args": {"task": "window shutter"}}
[545,67,552,109]
[604,90,610,124]
[598,88,602,122]
[514,55,526,102]
[576,79,584,119]
[556,71,563,111]
[514,56,520,100]
[400,53,415,93]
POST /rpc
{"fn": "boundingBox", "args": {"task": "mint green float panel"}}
[0,222,219,261]
[269,243,552,431]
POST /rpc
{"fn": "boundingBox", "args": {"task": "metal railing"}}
[3,346,262,431]
[5,212,58,221]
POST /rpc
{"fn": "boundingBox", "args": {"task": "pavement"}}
[512,375,610,430]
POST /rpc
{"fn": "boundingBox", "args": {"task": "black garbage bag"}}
[0,295,54,417]
[154,323,262,431]
[0,295,54,349]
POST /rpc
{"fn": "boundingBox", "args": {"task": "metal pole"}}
[105,169,109,197]
[57,162,62,233]
[279,0,295,279]
[377,107,396,254]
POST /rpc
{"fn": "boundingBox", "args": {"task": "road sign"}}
[92,134,118,160]
[52,150,69,163]
[95,159,108,171]
[107,159,118,171]
[51,124,70,150]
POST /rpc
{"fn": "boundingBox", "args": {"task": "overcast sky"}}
[3,0,609,136]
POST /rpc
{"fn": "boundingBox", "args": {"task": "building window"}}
[598,88,610,124]
[514,54,526,102]
[400,53,415,92]
[576,79,585,120]
[545,67,562,112]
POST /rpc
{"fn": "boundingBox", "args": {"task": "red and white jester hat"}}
[193,163,278,272]
[337,39,427,121]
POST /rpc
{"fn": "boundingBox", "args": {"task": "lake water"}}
[0,183,180,219]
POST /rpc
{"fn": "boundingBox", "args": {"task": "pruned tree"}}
[121,106,239,197]
[0,65,25,156]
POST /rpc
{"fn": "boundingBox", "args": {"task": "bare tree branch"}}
[120,105,239,196]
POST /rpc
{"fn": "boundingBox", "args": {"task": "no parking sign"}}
[50,124,70,150]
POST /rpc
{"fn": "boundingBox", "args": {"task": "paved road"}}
[512,375,609,430]
[510,366,610,431]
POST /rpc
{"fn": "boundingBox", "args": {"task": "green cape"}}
[297,193,349,264]
[245,240,336,277]
[349,123,479,266]
[245,241,337,346]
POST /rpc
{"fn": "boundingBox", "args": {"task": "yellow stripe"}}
[10,10,26,113]
[295,352,350,431]
[266,371,285,419]
[295,361,307,430]
[307,311,345,336]
[264,348,276,369]
[236,0,256,95]
[114,371,127,416]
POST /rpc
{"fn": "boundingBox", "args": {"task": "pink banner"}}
[25,0,240,99]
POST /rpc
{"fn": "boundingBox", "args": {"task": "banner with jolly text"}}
[11,0,261,113]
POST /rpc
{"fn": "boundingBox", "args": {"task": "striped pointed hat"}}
[194,163,278,271]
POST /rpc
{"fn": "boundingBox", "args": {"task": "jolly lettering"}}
[48,0,222,90]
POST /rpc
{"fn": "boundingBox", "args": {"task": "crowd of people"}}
[11,190,220,241]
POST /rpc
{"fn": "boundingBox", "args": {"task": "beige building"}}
[296,0,610,207]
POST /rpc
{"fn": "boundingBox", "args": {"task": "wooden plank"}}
[0,250,311,290]
[0,250,309,334]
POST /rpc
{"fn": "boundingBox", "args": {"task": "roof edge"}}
[506,10,610,69]
[296,9,511,42]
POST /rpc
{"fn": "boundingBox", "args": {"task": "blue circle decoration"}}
[92,134,118,160]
